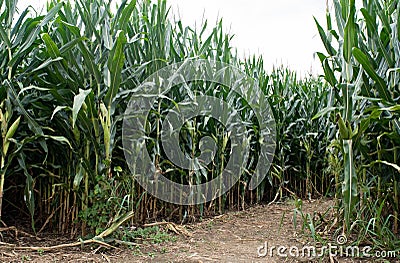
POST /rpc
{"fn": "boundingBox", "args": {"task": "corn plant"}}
[0,99,20,222]
[0,0,73,231]
[251,63,333,201]
[316,0,400,242]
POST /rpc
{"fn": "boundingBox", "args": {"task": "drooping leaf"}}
[72,89,91,128]
[3,116,21,155]
[6,81,47,153]
[73,161,84,191]
[51,106,68,120]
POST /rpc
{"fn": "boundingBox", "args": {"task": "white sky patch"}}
[16,0,330,76]
[168,0,327,76]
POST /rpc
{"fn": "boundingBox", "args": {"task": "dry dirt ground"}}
[0,198,399,263]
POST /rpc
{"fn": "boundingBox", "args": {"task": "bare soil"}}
[0,199,398,263]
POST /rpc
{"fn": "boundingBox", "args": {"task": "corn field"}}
[0,0,399,251]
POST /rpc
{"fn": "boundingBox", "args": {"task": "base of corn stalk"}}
[281,186,298,198]
[0,226,41,240]
[266,186,299,206]
[143,221,192,237]
[0,214,192,252]
[0,211,136,252]
[266,186,282,206]
[0,238,117,251]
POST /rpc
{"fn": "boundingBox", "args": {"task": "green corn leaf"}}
[32,57,64,72]
[314,17,336,56]
[340,0,349,20]
[373,104,400,113]
[104,30,127,108]
[352,47,391,102]
[77,41,102,86]
[376,1,391,33]
[360,8,376,38]
[293,209,298,230]
[18,85,51,96]
[360,8,394,67]
[41,33,61,59]
[326,9,332,31]
[10,8,29,40]
[323,59,338,87]
[117,0,137,32]
[5,0,17,27]
[59,37,86,54]
[312,106,339,120]
[60,20,81,36]
[76,0,102,44]
[24,175,36,232]
[343,0,357,63]
[15,2,63,56]
[307,213,316,239]
[0,26,11,48]
[7,82,47,156]
[316,52,327,65]
[5,80,47,137]
[333,0,345,37]
[199,33,213,56]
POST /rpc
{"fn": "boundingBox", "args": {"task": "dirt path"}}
[144,199,336,263]
[1,199,384,263]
